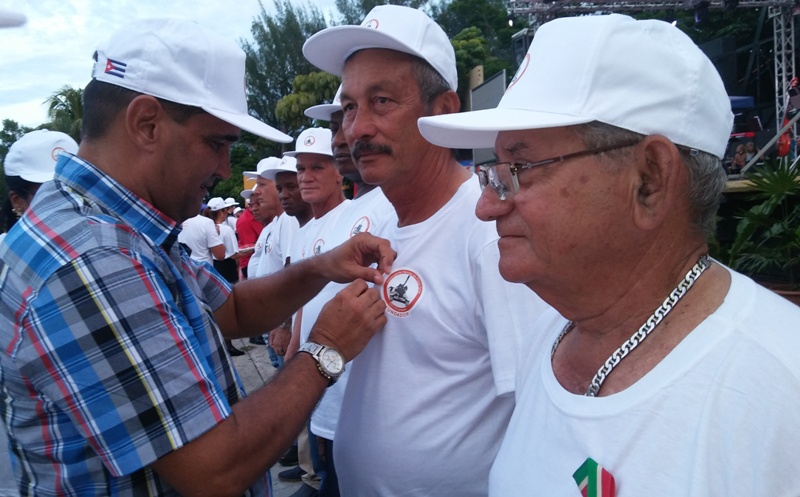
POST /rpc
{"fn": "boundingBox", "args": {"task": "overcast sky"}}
[0,0,339,128]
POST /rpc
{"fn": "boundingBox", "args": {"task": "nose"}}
[475,185,513,222]
[345,107,376,145]
[215,146,232,181]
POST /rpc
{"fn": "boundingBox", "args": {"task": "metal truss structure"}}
[509,0,798,133]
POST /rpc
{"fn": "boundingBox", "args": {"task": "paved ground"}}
[230,338,304,497]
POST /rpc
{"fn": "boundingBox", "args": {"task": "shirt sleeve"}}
[473,235,552,395]
[20,246,235,477]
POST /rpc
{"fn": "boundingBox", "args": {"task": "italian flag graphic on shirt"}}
[573,457,616,497]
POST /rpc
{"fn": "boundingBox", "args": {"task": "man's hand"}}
[307,279,387,362]
[269,327,291,356]
[314,233,395,286]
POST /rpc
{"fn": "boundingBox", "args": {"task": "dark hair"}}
[82,80,206,140]
[2,175,37,233]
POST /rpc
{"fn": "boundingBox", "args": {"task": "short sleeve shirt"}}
[0,154,268,496]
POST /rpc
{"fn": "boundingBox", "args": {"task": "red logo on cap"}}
[304,136,316,146]
[507,53,529,92]
[51,147,65,161]
[364,19,379,29]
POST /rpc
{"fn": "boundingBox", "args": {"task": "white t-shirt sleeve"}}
[474,238,551,395]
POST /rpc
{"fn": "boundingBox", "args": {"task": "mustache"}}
[352,141,393,160]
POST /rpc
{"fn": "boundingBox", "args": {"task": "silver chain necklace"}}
[551,255,712,397]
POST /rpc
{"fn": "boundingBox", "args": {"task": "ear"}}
[432,90,461,116]
[631,135,684,231]
[124,95,167,152]
[9,190,28,214]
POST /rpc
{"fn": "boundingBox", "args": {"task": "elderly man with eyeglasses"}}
[419,14,800,497]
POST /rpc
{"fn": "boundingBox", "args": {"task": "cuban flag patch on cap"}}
[104,58,127,78]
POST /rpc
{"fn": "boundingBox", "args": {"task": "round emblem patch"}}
[383,269,423,317]
[350,216,371,237]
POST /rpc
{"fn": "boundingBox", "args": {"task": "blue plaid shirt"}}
[0,154,269,496]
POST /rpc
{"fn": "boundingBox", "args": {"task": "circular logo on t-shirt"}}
[364,18,379,29]
[313,238,325,256]
[350,216,371,237]
[383,269,423,317]
[507,53,529,91]
[264,233,273,254]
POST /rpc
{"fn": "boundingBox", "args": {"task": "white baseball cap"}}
[305,85,343,121]
[260,156,298,182]
[224,197,237,207]
[244,156,283,180]
[0,8,26,28]
[92,18,292,143]
[207,197,227,211]
[284,128,333,158]
[303,5,457,91]
[4,130,79,183]
[418,14,733,160]
[240,188,255,200]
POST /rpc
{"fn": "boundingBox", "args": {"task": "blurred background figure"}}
[1,130,78,243]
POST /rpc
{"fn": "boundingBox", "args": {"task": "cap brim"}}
[304,25,426,77]
[418,108,595,149]
[205,107,292,143]
[305,103,340,121]
[260,166,297,182]
[19,171,55,184]
[0,9,26,28]
[243,171,258,179]
[240,189,254,199]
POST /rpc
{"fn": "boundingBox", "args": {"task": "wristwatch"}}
[298,342,345,386]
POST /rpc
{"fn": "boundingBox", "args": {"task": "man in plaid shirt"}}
[0,18,391,497]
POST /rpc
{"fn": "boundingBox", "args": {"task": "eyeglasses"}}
[478,139,641,200]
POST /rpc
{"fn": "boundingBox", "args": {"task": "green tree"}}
[334,0,428,24]
[276,72,340,134]
[431,0,523,65]
[450,26,511,108]
[41,85,84,142]
[243,0,328,134]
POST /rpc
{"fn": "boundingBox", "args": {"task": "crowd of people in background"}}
[1,6,799,497]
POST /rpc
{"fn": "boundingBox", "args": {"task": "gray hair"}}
[573,121,725,237]
[409,56,451,113]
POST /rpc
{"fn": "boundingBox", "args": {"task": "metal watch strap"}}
[298,342,336,386]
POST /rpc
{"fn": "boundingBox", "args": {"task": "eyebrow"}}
[500,141,530,159]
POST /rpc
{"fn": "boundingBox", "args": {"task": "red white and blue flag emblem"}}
[104,58,127,78]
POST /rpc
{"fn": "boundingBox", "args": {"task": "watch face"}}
[320,348,344,375]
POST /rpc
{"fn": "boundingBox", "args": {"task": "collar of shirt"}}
[55,154,182,251]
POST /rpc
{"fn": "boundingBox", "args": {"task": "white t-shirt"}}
[252,213,299,278]
[217,223,238,259]
[293,200,350,262]
[335,176,549,497]
[490,267,800,497]
[224,215,237,234]
[177,215,222,265]
[298,189,395,440]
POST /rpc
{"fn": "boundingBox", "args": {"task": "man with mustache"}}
[303,6,549,495]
